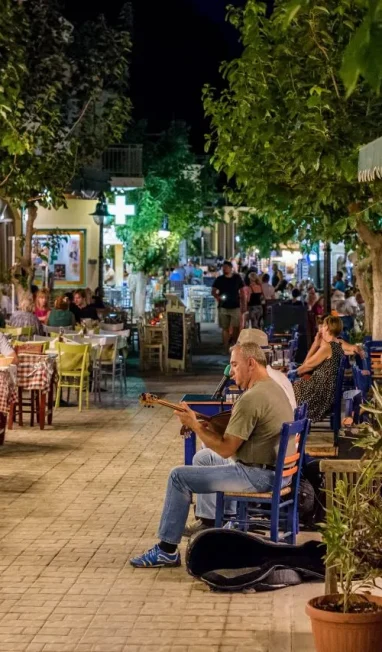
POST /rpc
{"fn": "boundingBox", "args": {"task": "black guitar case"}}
[186,529,325,592]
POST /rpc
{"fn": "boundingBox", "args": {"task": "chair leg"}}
[270,502,280,543]
[215,492,225,527]
[86,378,89,409]
[39,392,46,431]
[47,383,54,425]
[0,413,6,445]
[30,390,35,427]
[55,379,62,409]
[238,501,248,532]
[18,388,23,426]
[8,403,15,431]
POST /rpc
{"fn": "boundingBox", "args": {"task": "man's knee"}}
[193,448,216,467]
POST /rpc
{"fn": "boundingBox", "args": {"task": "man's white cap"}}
[237,328,269,347]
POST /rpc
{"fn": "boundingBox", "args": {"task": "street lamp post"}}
[158,216,171,296]
[89,193,113,301]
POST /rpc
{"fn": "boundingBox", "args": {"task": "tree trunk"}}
[135,271,147,317]
[371,247,382,340]
[22,203,37,287]
[354,259,373,334]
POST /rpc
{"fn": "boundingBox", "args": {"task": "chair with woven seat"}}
[215,417,311,544]
[55,342,90,411]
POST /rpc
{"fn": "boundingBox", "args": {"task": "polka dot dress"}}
[293,341,343,422]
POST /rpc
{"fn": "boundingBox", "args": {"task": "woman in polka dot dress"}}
[293,316,344,422]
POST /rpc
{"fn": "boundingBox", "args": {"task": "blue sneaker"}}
[130,544,181,568]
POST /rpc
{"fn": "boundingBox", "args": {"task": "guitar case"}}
[186,529,325,592]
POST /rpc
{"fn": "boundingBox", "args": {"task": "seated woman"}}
[34,290,50,325]
[293,315,344,422]
[9,294,43,335]
[47,296,75,328]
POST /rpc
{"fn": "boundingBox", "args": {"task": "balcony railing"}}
[99,144,143,177]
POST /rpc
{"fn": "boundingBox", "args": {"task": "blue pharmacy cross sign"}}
[108,195,135,226]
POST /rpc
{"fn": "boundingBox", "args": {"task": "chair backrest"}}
[99,335,118,362]
[33,335,52,342]
[56,342,89,374]
[271,418,310,513]
[14,340,46,354]
[332,356,347,435]
[352,364,370,401]
[44,325,74,335]
[364,340,382,378]
[294,403,308,420]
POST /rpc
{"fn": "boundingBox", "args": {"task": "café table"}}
[8,353,57,430]
[0,366,17,444]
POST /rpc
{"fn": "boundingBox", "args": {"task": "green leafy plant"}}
[321,384,382,613]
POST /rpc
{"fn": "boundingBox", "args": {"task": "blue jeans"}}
[157,448,275,545]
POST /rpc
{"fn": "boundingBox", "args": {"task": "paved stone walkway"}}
[0,372,321,652]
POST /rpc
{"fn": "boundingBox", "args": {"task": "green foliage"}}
[0,0,132,210]
[236,211,294,258]
[203,0,382,249]
[116,122,218,272]
[321,384,382,612]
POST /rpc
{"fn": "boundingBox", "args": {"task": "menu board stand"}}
[166,303,186,371]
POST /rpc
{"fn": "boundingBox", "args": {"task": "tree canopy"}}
[0,0,132,285]
[116,122,218,273]
[203,0,382,335]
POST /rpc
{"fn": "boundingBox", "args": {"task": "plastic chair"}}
[215,418,311,544]
[0,326,33,341]
[98,336,126,395]
[55,342,90,411]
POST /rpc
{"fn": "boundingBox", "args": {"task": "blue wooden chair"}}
[343,389,363,426]
[215,418,311,544]
[364,340,382,382]
[294,403,308,420]
[352,364,371,402]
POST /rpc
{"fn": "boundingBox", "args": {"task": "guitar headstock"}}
[139,392,158,407]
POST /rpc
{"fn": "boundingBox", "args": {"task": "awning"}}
[358,136,382,182]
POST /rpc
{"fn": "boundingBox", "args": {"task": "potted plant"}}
[306,384,382,652]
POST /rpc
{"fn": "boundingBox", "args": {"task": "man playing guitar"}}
[130,341,293,568]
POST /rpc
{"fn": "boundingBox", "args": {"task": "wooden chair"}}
[55,342,90,411]
[215,418,311,544]
[138,323,164,372]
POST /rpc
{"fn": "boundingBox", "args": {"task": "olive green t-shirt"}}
[226,378,294,465]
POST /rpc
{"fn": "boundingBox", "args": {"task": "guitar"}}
[139,392,232,438]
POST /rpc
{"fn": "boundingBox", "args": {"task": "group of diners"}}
[129,317,361,569]
[3,287,104,337]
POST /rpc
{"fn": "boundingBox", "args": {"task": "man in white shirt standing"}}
[104,263,116,287]
[237,329,296,410]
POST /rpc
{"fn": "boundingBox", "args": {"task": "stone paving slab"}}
[0,376,321,652]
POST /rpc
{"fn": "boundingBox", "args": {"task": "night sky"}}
[63,0,245,150]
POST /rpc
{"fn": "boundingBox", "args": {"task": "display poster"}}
[32,230,85,287]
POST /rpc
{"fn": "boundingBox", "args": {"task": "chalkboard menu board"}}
[167,311,185,362]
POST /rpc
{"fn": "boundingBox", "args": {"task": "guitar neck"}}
[151,398,209,420]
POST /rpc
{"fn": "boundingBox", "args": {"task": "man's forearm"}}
[192,421,230,458]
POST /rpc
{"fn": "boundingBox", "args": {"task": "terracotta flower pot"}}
[306,595,382,652]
